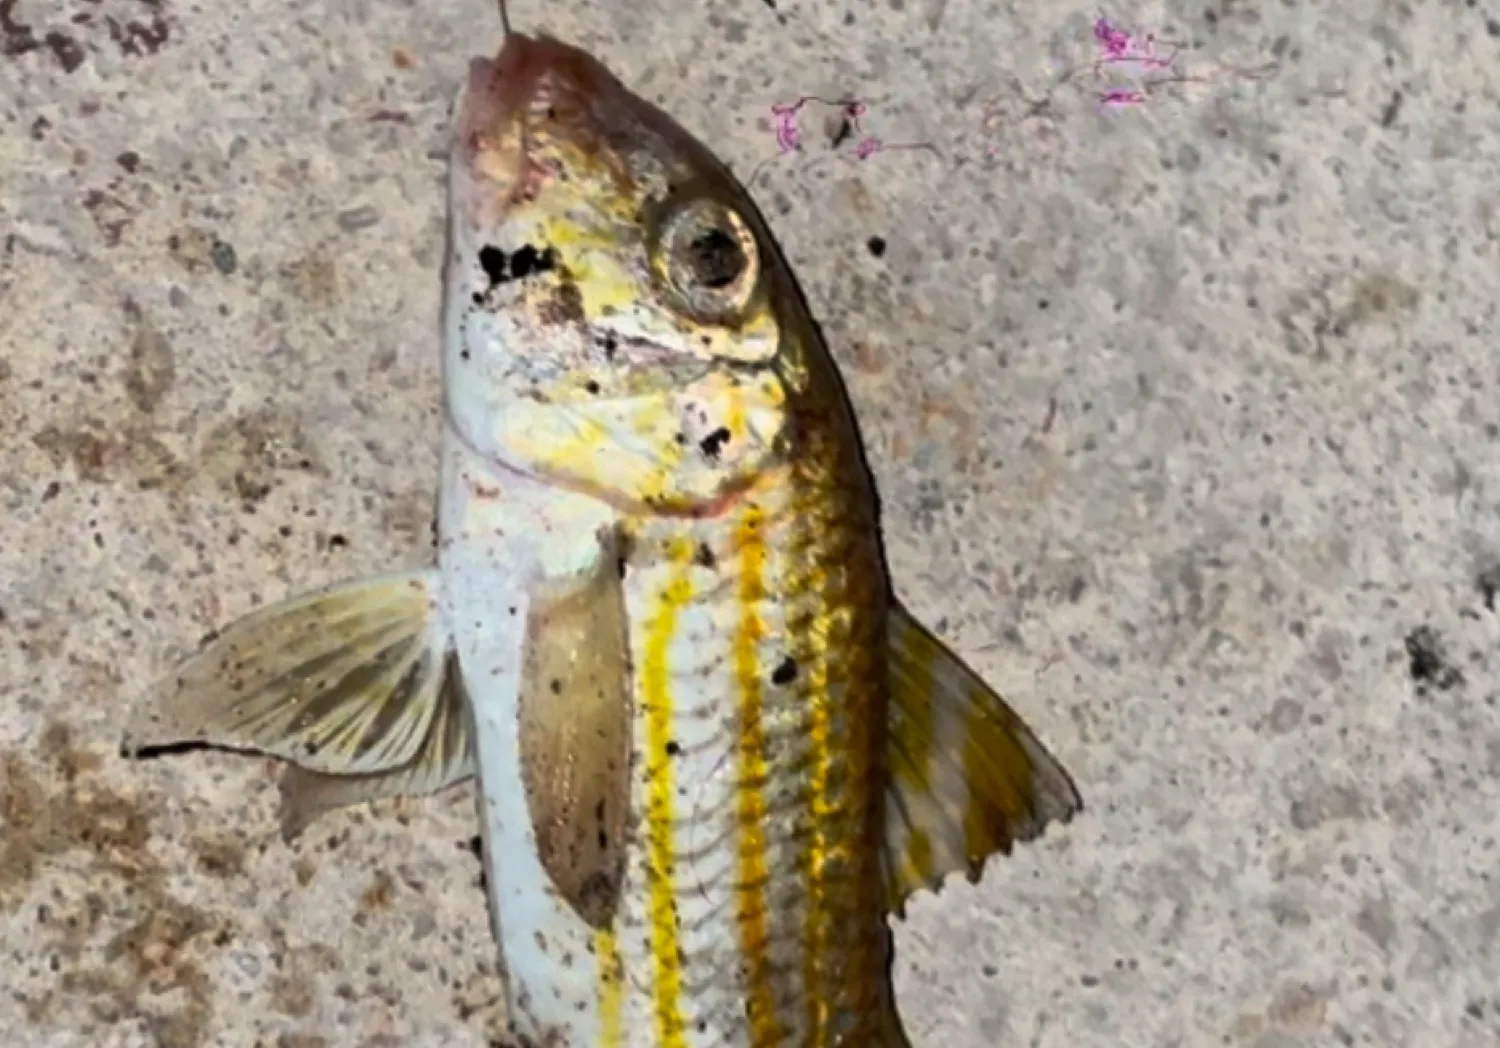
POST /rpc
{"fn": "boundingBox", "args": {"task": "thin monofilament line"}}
[496,0,512,36]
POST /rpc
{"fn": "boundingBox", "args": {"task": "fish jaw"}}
[440,31,800,515]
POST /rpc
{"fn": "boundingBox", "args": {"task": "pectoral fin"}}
[123,570,473,836]
[883,603,1082,916]
[517,543,632,931]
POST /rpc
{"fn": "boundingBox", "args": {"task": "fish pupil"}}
[684,226,745,289]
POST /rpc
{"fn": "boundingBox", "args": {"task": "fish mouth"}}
[467,32,549,121]
[456,33,613,181]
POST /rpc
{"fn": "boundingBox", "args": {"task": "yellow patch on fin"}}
[518,537,633,930]
[122,570,457,782]
[883,602,1082,916]
[276,654,474,841]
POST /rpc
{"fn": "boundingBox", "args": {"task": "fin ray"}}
[518,534,633,931]
[277,653,476,840]
[123,570,452,778]
[883,602,1082,915]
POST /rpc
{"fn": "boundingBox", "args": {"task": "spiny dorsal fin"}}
[883,602,1082,916]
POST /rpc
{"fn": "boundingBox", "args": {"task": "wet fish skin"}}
[121,21,1082,1048]
[440,33,899,1044]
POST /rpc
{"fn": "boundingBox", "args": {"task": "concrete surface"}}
[3,0,1498,1045]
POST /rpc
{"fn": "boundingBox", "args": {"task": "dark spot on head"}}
[478,245,508,287]
[699,426,731,460]
[866,235,887,258]
[771,656,798,686]
[510,243,557,280]
[549,678,562,695]
[584,380,600,395]
[539,278,585,325]
[478,243,559,289]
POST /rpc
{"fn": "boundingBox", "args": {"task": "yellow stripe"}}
[732,504,783,1045]
[596,929,625,1048]
[643,549,694,1048]
[801,522,834,1034]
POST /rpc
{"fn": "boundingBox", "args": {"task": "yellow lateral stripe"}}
[801,545,834,1035]
[596,928,625,1048]
[732,505,784,1046]
[643,553,694,1048]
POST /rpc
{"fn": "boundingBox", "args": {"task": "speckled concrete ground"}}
[2,0,1498,1045]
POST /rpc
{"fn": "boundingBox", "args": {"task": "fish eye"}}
[652,197,760,323]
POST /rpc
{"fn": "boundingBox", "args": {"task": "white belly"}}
[437,426,621,1046]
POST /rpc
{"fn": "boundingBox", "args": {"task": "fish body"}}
[439,35,896,1042]
[603,423,892,1046]
[438,419,890,1047]
[123,22,1082,1048]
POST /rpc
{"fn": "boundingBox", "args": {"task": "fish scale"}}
[119,17,1083,1048]
[605,392,890,1046]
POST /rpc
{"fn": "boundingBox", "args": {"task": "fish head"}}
[442,32,829,512]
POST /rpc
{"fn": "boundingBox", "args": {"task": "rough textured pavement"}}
[3,0,1499,1045]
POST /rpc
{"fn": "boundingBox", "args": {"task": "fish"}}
[121,13,1083,1048]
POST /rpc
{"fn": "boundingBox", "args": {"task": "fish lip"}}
[458,32,591,157]
[455,34,544,178]
[455,33,598,221]
[480,32,546,110]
